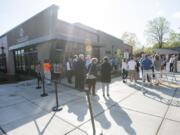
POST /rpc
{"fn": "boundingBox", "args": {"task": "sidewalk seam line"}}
[155,88,177,135]
[0,100,27,109]
[165,118,180,123]
[66,90,137,134]
[121,106,163,119]
[18,92,89,134]
[0,126,7,135]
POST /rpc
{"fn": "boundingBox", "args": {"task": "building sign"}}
[85,39,92,55]
[7,5,58,47]
[19,28,24,37]
[85,43,92,52]
[16,28,29,43]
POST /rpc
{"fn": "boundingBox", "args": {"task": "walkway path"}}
[0,77,180,135]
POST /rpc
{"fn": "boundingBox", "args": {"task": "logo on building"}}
[85,39,92,52]
[17,28,29,43]
[19,28,24,37]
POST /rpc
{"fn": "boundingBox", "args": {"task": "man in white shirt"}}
[169,55,175,72]
[128,57,137,82]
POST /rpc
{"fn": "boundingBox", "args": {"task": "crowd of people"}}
[122,53,179,86]
[66,54,112,97]
[35,53,179,96]
[35,54,112,97]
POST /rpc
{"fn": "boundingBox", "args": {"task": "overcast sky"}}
[0,0,180,47]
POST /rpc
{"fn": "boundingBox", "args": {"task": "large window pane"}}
[14,47,37,74]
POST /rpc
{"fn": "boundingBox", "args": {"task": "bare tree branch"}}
[145,17,170,48]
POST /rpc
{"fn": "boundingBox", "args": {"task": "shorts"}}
[128,70,135,76]
[154,70,161,80]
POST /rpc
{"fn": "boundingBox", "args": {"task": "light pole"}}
[0,46,7,73]
[1,46,4,54]
[111,45,114,57]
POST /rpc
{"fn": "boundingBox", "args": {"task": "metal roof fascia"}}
[55,34,98,45]
[9,34,56,50]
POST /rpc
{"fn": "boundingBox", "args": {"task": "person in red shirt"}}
[43,59,51,85]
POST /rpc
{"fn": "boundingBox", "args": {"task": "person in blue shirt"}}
[141,55,153,86]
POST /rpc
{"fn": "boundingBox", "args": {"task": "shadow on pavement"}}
[61,76,121,92]
[127,81,180,107]
[91,96,111,129]
[134,81,175,97]
[2,112,47,134]
[104,97,136,135]
[67,96,88,121]
[0,81,72,134]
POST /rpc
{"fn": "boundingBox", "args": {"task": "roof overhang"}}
[55,34,99,46]
[9,33,99,51]
[9,34,56,51]
[154,48,179,55]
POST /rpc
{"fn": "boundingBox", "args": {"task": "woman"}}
[101,57,112,97]
[87,58,98,96]
[43,59,51,85]
[76,54,86,90]
[122,58,128,83]
[66,58,73,84]
[154,55,161,85]
[127,57,137,83]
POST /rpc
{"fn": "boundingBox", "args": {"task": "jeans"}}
[44,71,51,84]
[122,69,128,80]
[170,63,173,72]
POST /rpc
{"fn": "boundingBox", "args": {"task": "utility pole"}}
[111,45,114,57]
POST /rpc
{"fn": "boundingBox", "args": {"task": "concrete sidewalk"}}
[0,77,180,135]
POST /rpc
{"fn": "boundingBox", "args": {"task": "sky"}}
[0,0,180,47]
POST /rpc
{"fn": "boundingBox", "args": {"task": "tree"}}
[145,17,170,48]
[121,32,140,48]
[114,48,123,62]
[144,47,154,55]
[133,47,144,57]
[168,31,180,43]
[162,31,180,48]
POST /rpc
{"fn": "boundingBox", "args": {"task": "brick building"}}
[0,5,132,75]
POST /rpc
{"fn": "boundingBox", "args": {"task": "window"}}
[14,47,37,74]
[105,50,111,54]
